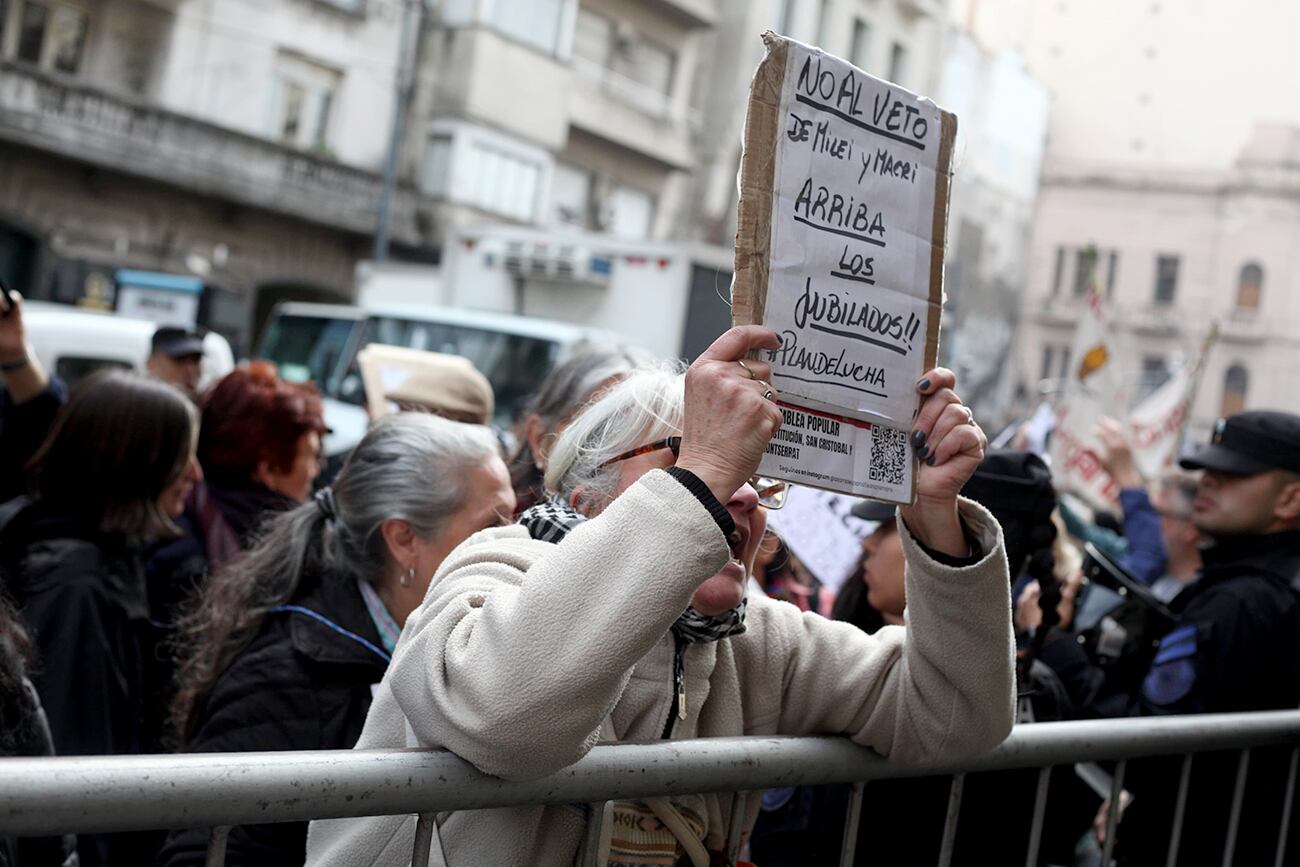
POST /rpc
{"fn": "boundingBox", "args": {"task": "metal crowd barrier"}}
[1,711,1298,867]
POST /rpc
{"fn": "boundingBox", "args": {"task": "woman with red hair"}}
[196,362,328,542]
[146,363,327,637]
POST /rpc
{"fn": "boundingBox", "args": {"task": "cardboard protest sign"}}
[356,344,494,423]
[732,32,956,504]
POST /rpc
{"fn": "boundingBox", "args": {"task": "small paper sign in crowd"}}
[731,32,957,505]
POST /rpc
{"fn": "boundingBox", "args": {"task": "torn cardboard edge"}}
[731,31,958,504]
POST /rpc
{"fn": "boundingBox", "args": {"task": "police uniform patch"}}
[761,787,796,811]
[1142,626,1199,706]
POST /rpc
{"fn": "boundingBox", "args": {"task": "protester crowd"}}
[1,285,1298,867]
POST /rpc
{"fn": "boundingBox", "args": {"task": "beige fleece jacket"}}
[306,470,1014,866]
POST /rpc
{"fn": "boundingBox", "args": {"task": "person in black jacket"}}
[0,287,67,505]
[144,362,329,636]
[157,412,514,867]
[1102,410,1300,866]
[0,589,77,867]
[0,370,201,867]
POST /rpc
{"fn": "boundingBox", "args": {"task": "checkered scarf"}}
[517,497,747,644]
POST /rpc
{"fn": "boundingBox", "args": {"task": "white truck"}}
[22,302,235,390]
[357,226,735,361]
[257,226,735,454]
[257,299,625,456]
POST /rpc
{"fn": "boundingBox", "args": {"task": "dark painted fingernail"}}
[926,456,937,466]
[915,443,929,459]
[775,334,784,345]
[910,429,926,448]
[917,377,931,392]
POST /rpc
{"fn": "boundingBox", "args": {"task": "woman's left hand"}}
[911,368,987,502]
[898,368,987,556]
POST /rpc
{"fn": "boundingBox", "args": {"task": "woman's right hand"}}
[675,326,784,502]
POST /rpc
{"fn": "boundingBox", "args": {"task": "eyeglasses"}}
[599,436,681,468]
[599,436,788,510]
[751,475,788,510]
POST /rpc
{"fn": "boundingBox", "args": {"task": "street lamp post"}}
[373,0,423,263]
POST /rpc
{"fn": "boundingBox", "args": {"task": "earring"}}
[400,566,415,589]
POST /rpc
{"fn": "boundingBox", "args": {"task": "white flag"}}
[1128,364,1195,479]
[1050,294,1128,509]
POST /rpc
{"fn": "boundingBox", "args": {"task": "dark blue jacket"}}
[1116,487,1166,585]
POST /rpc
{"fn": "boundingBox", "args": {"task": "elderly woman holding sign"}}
[307,326,1014,867]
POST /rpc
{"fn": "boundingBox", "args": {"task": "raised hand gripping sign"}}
[733,32,956,504]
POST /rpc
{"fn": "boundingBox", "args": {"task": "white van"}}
[257,301,628,451]
[22,302,236,390]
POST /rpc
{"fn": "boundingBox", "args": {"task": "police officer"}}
[1115,410,1300,865]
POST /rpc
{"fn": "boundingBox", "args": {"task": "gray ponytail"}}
[171,413,499,741]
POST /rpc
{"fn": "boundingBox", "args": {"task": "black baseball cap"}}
[151,326,205,359]
[1180,410,1300,475]
[851,499,897,521]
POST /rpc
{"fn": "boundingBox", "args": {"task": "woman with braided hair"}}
[157,414,512,867]
[946,450,1102,866]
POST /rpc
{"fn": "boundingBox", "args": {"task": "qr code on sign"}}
[868,424,908,485]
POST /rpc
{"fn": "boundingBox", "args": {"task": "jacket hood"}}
[0,497,148,620]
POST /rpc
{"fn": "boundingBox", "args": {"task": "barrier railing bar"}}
[838,781,865,867]
[1274,748,1298,867]
[1100,759,1127,866]
[937,773,965,867]
[579,801,610,867]
[1024,765,1052,867]
[2,712,1298,838]
[204,825,229,867]
[725,790,748,865]
[1221,750,1250,867]
[1166,753,1194,867]
[411,811,436,867]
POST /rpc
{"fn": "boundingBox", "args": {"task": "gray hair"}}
[544,362,686,503]
[171,413,499,741]
[509,344,657,499]
[531,344,657,431]
[1157,470,1200,520]
[330,413,501,583]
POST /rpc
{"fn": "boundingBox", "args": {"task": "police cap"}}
[1179,410,1300,475]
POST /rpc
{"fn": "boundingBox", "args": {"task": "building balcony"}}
[1125,304,1181,337]
[428,27,572,151]
[0,61,425,244]
[1217,308,1268,344]
[897,0,944,20]
[1032,293,1082,328]
[642,0,717,27]
[569,57,697,169]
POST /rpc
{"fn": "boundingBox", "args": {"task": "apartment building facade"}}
[1005,0,1300,432]
[1020,126,1300,440]
[0,0,426,352]
[406,0,711,244]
